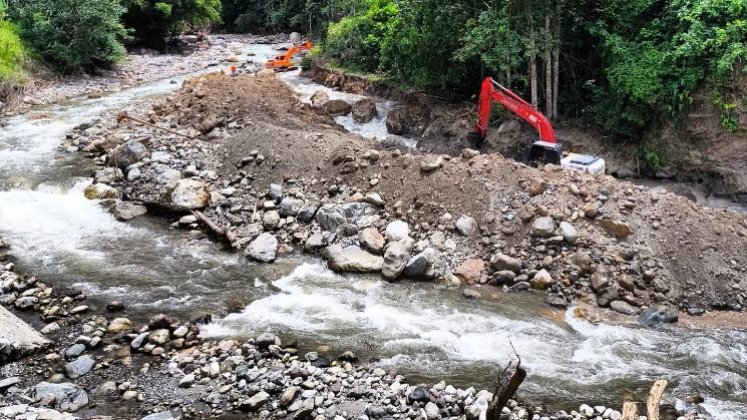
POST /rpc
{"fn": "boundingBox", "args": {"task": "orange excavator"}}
[473,77,605,175]
[266,40,314,70]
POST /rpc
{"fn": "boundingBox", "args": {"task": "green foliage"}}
[221,0,364,34]
[122,0,221,49]
[641,147,665,171]
[13,0,127,73]
[0,19,26,81]
[325,0,398,72]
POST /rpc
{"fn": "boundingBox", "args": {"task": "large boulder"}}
[84,183,117,200]
[34,382,89,412]
[359,228,385,254]
[325,245,384,273]
[279,197,305,217]
[108,140,147,170]
[403,248,437,280]
[101,200,147,221]
[386,107,407,135]
[325,100,352,117]
[352,99,378,123]
[170,179,210,210]
[0,305,51,364]
[381,239,413,281]
[385,220,410,241]
[64,356,95,379]
[245,233,278,263]
[310,90,329,108]
[490,254,522,273]
[315,203,379,232]
[639,305,678,327]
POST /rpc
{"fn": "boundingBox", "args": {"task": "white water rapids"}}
[0,40,745,418]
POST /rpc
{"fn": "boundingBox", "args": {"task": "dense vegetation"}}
[0,0,743,140]
[224,0,746,138]
[0,2,25,81]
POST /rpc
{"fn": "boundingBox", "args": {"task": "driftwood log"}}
[487,343,527,420]
[621,401,638,420]
[191,210,226,237]
[647,380,668,420]
[117,111,197,140]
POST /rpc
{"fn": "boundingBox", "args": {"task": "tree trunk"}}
[545,16,553,117]
[528,11,538,107]
[552,0,562,120]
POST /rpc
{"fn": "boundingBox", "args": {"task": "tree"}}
[13,0,127,73]
[122,0,221,50]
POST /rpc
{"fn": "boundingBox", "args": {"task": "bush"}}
[13,0,127,74]
[0,20,26,81]
[122,0,222,50]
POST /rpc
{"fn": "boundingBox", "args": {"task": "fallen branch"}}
[191,210,225,237]
[487,341,527,420]
[117,111,197,140]
[647,380,667,420]
[621,401,638,420]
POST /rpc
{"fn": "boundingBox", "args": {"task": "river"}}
[0,40,745,419]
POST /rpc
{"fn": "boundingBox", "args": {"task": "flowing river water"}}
[1,42,746,419]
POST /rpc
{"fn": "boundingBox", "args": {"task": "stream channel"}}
[0,41,745,418]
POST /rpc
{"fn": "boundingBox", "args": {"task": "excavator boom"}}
[266,40,314,70]
[474,77,557,143]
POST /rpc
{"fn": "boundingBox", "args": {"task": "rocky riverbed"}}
[0,38,740,420]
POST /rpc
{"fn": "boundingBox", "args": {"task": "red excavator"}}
[266,40,314,70]
[473,77,605,175]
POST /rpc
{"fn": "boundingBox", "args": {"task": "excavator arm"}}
[266,40,314,70]
[474,77,557,143]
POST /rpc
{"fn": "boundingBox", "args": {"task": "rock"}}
[149,314,177,330]
[170,179,210,210]
[84,184,118,200]
[420,156,443,172]
[423,402,448,420]
[298,203,319,223]
[386,107,406,135]
[590,267,609,290]
[381,239,413,281]
[385,220,409,241]
[0,376,19,391]
[140,411,176,420]
[352,98,377,123]
[583,202,599,218]
[280,386,300,407]
[599,219,631,238]
[107,318,132,333]
[527,178,547,196]
[263,210,281,230]
[530,269,553,290]
[94,167,123,184]
[243,391,270,411]
[310,90,329,107]
[639,305,679,327]
[325,245,384,273]
[572,251,593,273]
[148,329,170,346]
[364,192,384,207]
[108,141,147,170]
[256,332,280,347]
[315,203,379,232]
[359,228,385,254]
[107,200,147,221]
[403,248,436,279]
[226,55,240,62]
[531,217,556,237]
[558,221,578,244]
[455,215,477,236]
[279,197,305,217]
[14,296,37,309]
[64,344,86,359]
[545,295,568,308]
[490,254,522,273]
[304,233,325,251]
[179,215,198,225]
[610,300,639,315]
[64,356,95,378]
[325,99,352,117]
[131,332,148,350]
[596,286,619,307]
[40,322,60,334]
[179,374,195,388]
[462,288,481,299]
[268,184,283,201]
[34,382,88,412]
[455,259,486,283]
[245,233,278,263]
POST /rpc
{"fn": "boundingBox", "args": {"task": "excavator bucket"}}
[528,141,563,165]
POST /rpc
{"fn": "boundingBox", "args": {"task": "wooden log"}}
[621,401,638,420]
[117,111,197,140]
[487,363,527,420]
[646,380,668,420]
[191,210,225,237]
